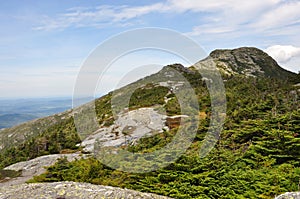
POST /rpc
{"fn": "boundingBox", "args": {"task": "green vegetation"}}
[0,117,81,168]
[128,84,170,109]
[0,74,180,169]
[0,60,299,198]
[27,75,300,199]
[0,169,21,182]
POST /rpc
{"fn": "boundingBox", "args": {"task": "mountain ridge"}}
[0,46,298,160]
[0,47,299,199]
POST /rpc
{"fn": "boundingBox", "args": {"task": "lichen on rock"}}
[0,181,173,199]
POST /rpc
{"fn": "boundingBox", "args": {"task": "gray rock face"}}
[275,192,300,199]
[0,152,173,199]
[2,153,84,186]
[208,47,296,79]
[210,47,264,77]
[0,181,173,199]
[81,107,168,152]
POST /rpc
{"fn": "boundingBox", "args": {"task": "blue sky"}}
[0,0,300,98]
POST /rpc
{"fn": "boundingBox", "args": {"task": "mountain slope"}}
[28,76,300,199]
[0,47,299,199]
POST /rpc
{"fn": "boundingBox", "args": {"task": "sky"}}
[0,0,300,98]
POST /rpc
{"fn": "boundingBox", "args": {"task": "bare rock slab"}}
[0,181,173,199]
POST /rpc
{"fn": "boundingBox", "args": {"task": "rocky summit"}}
[208,47,296,79]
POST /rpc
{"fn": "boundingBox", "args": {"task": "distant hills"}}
[0,114,36,129]
[0,98,72,129]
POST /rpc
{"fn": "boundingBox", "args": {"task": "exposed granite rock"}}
[0,181,173,199]
[209,47,296,79]
[275,192,300,199]
[162,63,195,76]
[81,107,168,152]
[0,153,173,198]
[2,153,85,186]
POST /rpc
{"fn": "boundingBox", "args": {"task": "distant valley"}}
[0,98,72,129]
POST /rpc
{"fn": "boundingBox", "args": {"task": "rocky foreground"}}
[0,181,173,199]
[0,154,172,199]
[1,153,84,186]
[275,192,300,199]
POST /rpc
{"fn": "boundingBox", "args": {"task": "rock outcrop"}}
[209,47,296,79]
[0,153,173,198]
[1,153,84,186]
[275,192,300,199]
[81,107,168,152]
[0,181,173,199]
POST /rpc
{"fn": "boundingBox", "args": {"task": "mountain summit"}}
[207,47,296,79]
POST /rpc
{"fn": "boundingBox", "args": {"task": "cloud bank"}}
[265,45,300,63]
[34,0,300,37]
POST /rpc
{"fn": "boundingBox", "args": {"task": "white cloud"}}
[167,0,282,28]
[32,0,300,69]
[34,0,297,38]
[253,1,300,31]
[185,25,236,36]
[171,0,282,38]
[264,45,300,73]
[34,3,168,31]
[112,3,168,22]
[36,0,279,31]
[167,0,280,13]
[265,45,300,63]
